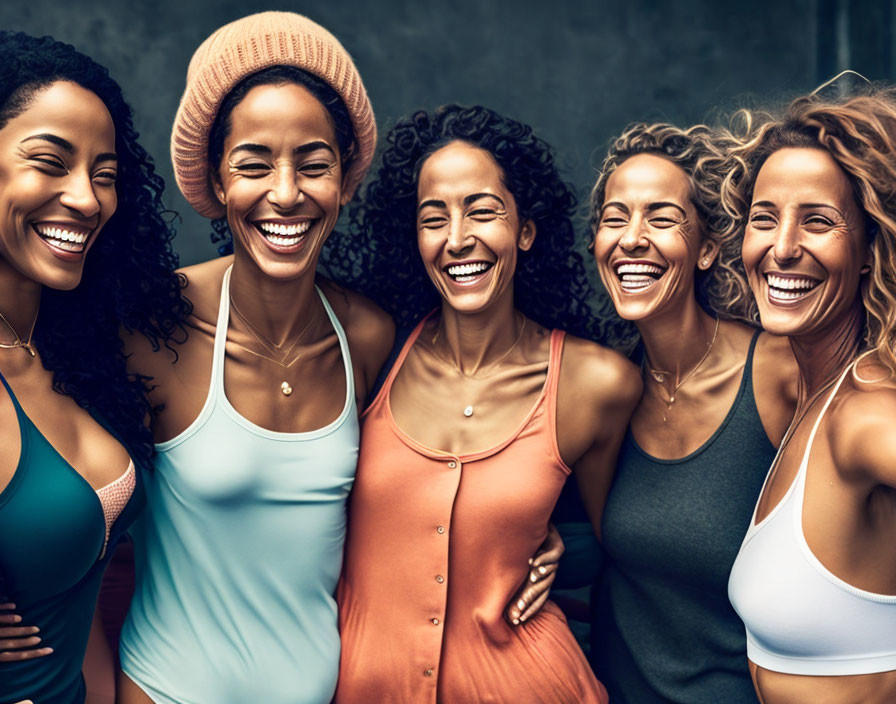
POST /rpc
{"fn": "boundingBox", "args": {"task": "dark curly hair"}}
[589,122,758,349]
[0,31,191,469]
[325,104,609,341]
[207,65,358,257]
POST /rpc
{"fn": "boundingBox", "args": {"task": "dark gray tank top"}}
[592,330,769,704]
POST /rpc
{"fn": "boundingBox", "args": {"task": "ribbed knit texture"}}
[171,11,376,218]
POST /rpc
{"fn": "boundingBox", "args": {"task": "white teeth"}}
[447,262,491,277]
[34,224,89,244]
[616,263,665,276]
[266,235,303,246]
[257,221,311,237]
[766,274,819,291]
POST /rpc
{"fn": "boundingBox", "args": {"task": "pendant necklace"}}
[0,306,38,357]
[230,296,318,397]
[432,315,527,418]
[644,316,720,422]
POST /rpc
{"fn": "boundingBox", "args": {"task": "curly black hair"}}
[207,65,358,256]
[324,104,610,341]
[0,31,191,469]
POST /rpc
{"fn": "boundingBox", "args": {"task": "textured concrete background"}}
[0,0,891,266]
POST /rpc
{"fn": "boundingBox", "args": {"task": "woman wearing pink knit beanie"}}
[114,12,394,704]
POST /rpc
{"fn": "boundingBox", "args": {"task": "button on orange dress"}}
[335,321,607,704]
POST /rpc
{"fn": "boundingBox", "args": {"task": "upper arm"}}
[557,338,642,537]
[831,385,896,489]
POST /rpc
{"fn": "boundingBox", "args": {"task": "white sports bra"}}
[728,362,896,675]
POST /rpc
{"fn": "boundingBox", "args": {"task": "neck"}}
[637,296,717,382]
[228,254,322,346]
[435,289,522,375]
[789,297,864,403]
[0,258,41,348]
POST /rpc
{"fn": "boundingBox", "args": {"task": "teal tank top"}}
[0,371,143,704]
[119,265,358,704]
[593,330,771,703]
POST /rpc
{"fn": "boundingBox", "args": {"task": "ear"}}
[861,245,873,274]
[518,219,536,252]
[212,173,226,206]
[696,237,720,270]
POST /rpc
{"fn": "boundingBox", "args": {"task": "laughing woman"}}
[0,32,187,704]
[726,87,896,704]
[588,123,798,703]
[333,105,640,703]
[115,12,393,704]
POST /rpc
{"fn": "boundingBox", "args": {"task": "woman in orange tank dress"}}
[332,105,641,703]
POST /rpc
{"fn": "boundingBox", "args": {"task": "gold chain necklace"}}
[0,307,38,357]
[644,316,720,422]
[431,315,527,418]
[229,296,318,397]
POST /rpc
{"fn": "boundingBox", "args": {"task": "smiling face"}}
[213,82,344,280]
[0,80,117,290]
[593,152,716,322]
[416,141,535,315]
[742,147,869,340]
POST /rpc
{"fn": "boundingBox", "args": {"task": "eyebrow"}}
[229,141,336,158]
[21,133,116,163]
[602,200,686,215]
[417,193,505,213]
[751,200,843,215]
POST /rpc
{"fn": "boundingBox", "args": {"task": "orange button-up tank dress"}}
[335,322,607,703]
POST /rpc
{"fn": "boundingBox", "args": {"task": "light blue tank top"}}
[120,265,358,703]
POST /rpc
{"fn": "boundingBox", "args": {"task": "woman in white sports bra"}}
[725,86,896,703]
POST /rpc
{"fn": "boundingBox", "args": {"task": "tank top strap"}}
[315,284,356,406]
[545,329,570,472]
[798,360,855,478]
[363,311,434,417]
[0,367,24,417]
[210,264,234,395]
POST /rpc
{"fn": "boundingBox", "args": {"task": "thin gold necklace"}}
[229,296,319,397]
[431,315,527,418]
[644,316,720,422]
[0,307,38,357]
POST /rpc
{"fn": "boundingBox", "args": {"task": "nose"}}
[267,165,304,209]
[446,215,473,255]
[772,215,801,263]
[58,171,101,219]
[618,214,648,252]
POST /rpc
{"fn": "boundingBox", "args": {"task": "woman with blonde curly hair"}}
[587,122,798,703]
[726,86,896,703]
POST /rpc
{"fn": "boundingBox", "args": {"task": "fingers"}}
[530,524,565,567]
[527,562,557,583]
[506,568,557,625]
[519,588,550,623]
[0,646,53,661]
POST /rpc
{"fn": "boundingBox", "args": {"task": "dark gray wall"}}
[1,0,893,265]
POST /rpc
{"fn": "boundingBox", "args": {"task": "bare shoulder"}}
[829,357,896,486]
[176,256,232,323]
[560,334,642,411]
[318,278,395,373]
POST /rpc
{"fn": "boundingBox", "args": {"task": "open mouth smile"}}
[32,222,92,255]
[614,261,667,293]
[765,272,821,303]
[254,219,315,249]
[445,260,494,285]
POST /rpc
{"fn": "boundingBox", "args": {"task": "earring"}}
[861,264,871,274]
[701,258,710,268]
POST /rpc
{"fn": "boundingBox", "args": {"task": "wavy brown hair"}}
[589,122,757,341]
[721,86,896,378]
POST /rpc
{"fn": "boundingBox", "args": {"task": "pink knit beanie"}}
[171,11,376,219]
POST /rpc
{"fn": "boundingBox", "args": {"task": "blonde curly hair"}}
[721,86,896,378]
[589,122,757,330]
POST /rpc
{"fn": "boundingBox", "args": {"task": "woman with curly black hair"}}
[587,122,797,703]
[333,105,640,703]
[0,31,187,704]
